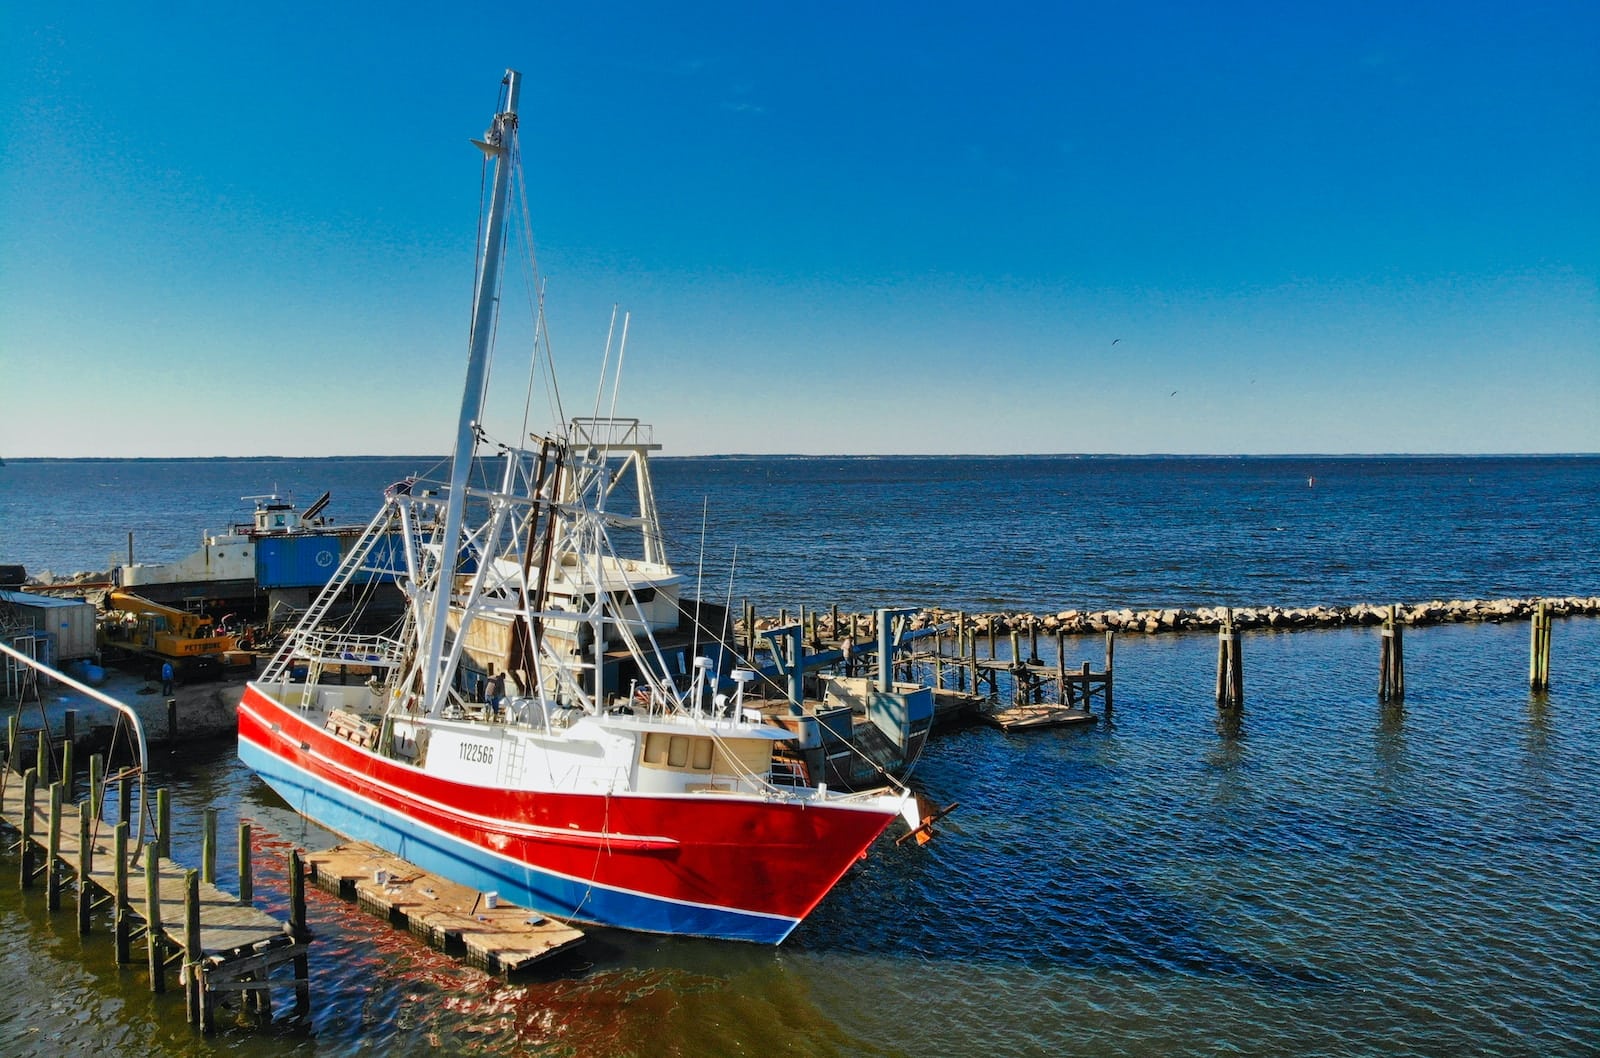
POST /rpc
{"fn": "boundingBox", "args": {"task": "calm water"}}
[4,454,1598,610]
[2,456,1598,1057]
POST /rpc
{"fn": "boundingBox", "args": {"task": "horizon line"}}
[4,451,1599,462]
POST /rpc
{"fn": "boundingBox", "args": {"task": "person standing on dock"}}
[160,661,174,696]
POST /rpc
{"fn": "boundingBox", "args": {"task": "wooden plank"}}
[203,942,310,981]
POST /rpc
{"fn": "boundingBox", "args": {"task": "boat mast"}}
[422,68,522,715]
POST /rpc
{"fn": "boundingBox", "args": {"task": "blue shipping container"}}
[256,536,345,588]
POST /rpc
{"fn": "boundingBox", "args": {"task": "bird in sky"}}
[1111,338,1121,345]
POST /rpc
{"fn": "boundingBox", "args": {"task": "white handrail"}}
[0,640,149,847]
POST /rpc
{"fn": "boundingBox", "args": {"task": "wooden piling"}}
[156,787,170,859]
[146,842,165,992]
[19,768,37,888]
[1104,630,1116,717]
[88,753,104,822]
[36,727,48,784]
[6,713,18,773]
[1007,631,1023,704]
[1216,609,1243,710]
[1530,600,1552,691]
[289,848,308,941]
[963,616,973,691]
[63,710,76,801]
[289,848,311,1013]
[167,699,179,742]
[238,821,253,905]
[114,822,131,964]
[202,808,217,885]
[184,869,202,1025]
[77,808,93,934]
[1379,605,1406,702]
[1054,630,1066,704]
[47,781,64,911]
[118,772,132,829]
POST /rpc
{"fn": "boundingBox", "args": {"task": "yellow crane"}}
[101,591,240,676]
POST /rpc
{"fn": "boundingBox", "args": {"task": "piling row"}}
[737,588,1577,734]
[0,759,309,1033]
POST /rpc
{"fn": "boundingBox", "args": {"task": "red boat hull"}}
[237,683,895,942]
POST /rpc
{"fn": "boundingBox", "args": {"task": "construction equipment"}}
[100,590,242,680]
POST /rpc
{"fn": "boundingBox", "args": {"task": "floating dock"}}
[305,841,584,976]
[982,701,1097,731]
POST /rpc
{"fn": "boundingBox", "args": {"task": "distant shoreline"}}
[5,452,1598,463]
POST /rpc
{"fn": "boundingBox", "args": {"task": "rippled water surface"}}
[5,454,1598,611]
[2,457,1598,1056]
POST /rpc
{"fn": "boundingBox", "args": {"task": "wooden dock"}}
[0,769,308,1031]
[305,841,584,976]
[908,618,1115,731]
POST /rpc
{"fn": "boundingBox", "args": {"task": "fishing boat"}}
[237,70,930,944]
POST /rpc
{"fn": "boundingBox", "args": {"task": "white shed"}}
[0,589,99,661]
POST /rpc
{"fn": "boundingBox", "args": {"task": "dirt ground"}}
[5,662,247,762]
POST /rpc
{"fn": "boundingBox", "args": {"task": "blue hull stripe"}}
[239,739,798,944]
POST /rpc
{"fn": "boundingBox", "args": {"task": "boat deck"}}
[304,842,585,976]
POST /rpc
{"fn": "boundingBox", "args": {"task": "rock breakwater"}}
[919,596,1600,636]
[749,596,1600,639]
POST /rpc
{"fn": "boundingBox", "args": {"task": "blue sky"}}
[3,2,1595,457]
